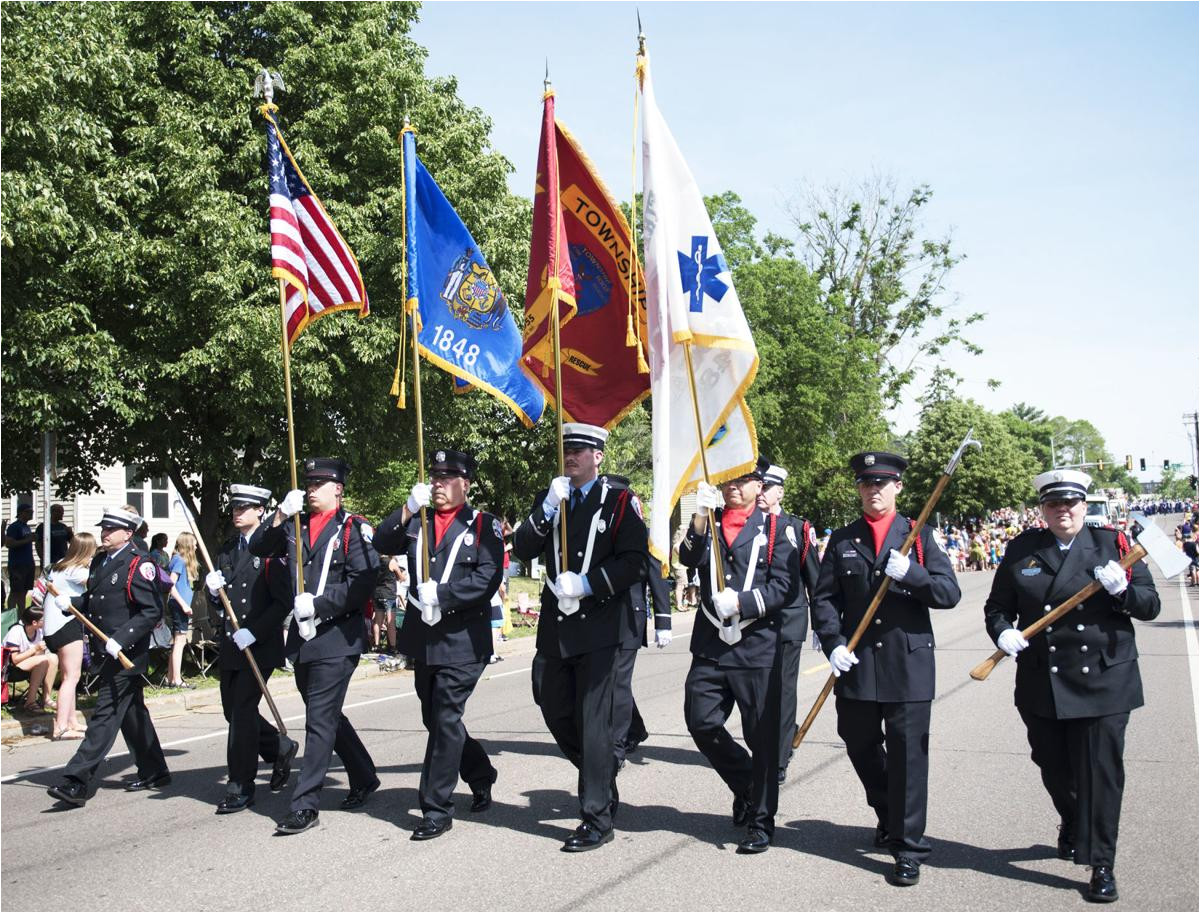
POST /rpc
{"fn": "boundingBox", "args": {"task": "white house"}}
[2,464,195,576]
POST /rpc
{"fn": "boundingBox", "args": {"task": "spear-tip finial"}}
[637,9,646,53]
[544,58,551,93]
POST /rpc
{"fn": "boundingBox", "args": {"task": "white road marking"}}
[1177,576,1200,754]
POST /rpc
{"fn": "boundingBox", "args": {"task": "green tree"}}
[2,1,541,546]
[902,397,1038,520]
[787,177,985,409]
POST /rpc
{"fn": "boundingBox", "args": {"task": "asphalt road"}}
[3,526,1197,911]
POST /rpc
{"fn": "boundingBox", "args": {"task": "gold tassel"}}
[396,378,406,410]
[390,367,400,397]
[625,313,637,348]
[636,341,650,375]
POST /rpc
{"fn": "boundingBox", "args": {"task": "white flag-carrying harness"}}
[640,53,759,570]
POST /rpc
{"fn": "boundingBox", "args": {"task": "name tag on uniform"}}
[1021,567,1042,576]
[840,550,858,559]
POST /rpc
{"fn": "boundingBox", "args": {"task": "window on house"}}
[125,468,170,519]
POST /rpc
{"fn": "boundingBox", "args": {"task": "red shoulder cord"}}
[799,520,812,566]
[1115,530,1133,582]
[906,519,925,567]
[765,513,778,567]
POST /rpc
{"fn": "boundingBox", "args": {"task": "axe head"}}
[1130,514,1192,579]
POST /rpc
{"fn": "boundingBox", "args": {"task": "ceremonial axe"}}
[970,513,1190,681]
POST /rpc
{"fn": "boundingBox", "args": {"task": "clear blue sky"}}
[413,1,1199,482]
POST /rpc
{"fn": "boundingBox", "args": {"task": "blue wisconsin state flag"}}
[403,130,544,426]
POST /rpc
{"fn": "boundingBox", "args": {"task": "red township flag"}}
[522,90,650,429]
[263,107,368,346]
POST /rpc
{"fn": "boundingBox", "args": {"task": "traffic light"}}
[1164,459,1170,470]
[1140,458,1146,472]
[1096,460,1105,472]
[1125,455,1133,471]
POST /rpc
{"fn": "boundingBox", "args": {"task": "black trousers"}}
[836,696,932,860]
[684,657,781,835]
[532,646,618,832]
[413,659,496,823]
[1020,708,1129,867]
[220,663,287,795]
[63,663,166,790]
[611,645,639,764]
[291,655,377,812]
[778,640,804,770]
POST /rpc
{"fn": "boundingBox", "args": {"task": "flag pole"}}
[682,342,727,593]
[546,66,569,574]
[278,281,306,597]
[257,68,306,599]
[401,118,432,583]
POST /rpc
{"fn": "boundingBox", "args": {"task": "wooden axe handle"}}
[44,581,134,670]
[969,543,1147,681]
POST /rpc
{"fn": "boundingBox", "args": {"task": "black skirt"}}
[45,618,85,653]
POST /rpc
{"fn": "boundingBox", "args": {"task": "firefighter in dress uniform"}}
[513,423,648,853]
[679,456,799,854]
[47,507,170,807]
[810,452,961,887]
[251,457,380,835]
[372,449,502,841]
[983,469,1160,904]
[755,462,821,784]
[202,484,298,813]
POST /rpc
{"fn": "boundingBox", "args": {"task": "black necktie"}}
[570,489,583,513]
[238,537,247,552]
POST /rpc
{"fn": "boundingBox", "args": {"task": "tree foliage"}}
[1,1,548,545]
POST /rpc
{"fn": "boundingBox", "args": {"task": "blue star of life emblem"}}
[677,236,729,313]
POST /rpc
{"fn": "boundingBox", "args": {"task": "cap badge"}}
[305,459,315,471]
[864,454,876,466]
[1053,471,1063,482]
[436,450,445,463]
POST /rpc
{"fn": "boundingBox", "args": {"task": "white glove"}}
[555,571,586,599]
[830,644,859,677]
[655,629,672,649]
[542,476,571,517]
[885,549,911,582]
[695,482,721,517]
[406,482,432,514]
[997,628,1028,657]
[713,587,740,620]
[279,489,305,518]
[294,593,316,641]
[556,594,581,616]
[105,638,123,660]
[1094,560,1128,596]
[417,580,440,607]
[52,593,73,613]
[205,570,227,596]
[232,628,256,651]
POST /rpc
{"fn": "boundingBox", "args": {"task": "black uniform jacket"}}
[71,545,163,671]
[373,503,503,666]
[251,509,377,662]
[207,533,292,671]
[983,525,1160,720]
[679,506,799,669]
[620,556,674,649]
[777,512,822,643]
[513,479,648,660]
[811,514,961,702]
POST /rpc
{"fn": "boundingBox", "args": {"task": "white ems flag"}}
[640,54,759,569]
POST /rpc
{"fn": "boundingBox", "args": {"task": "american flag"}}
[264,111,368,345]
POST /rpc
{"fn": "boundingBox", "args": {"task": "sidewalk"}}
[1,630,544,745]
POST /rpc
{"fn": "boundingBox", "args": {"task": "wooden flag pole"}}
[278,280,306,597]
[546,71,569,574]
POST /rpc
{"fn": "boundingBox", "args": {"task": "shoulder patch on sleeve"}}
[808,525,817,546]
[631,495,644,519]
[492,517,503,539]
[139,561,157,581]
[785,525,798,547]
[359,522,374,544]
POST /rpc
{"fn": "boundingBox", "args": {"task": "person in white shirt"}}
[40,533,96,738]
[4,608,57,713]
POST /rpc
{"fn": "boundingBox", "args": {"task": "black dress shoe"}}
[625,731,647,754]
[561,822,614,853]
[777,767,787,785]
[276,809,320,834]
[470,784,492,813]
[1057,823,1075,861]
[411,816,453,841]
[874,821,890,848]
[888,856,920,887]
[732,794,751,828]
[736,827,771,854]
[270,738,298,793]
[216,793,255,815]
[1087,866,1118,903]
[47,780,87,807]
[125,771,171,792]
[340,779,380,811]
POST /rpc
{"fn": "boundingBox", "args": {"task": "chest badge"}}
[464,533,475,547]
[597,519,607,534]
[253,556,261,569]
[110,572,119,585]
